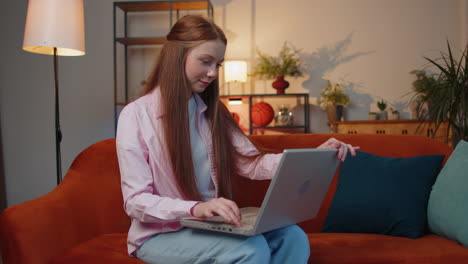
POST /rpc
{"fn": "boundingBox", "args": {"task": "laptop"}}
[180,148,340,236]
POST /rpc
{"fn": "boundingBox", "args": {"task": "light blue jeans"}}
[136,225,310,264]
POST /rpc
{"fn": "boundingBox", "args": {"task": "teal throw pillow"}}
[427,140,468,247]
[323,151,444,238]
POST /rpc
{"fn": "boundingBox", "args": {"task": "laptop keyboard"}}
[241,211,257,228]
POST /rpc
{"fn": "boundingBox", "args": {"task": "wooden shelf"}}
[116,37,166,45]
[222,93,308,98]
[116,1,211,12]
[221,94,310,135]
[114,1,214,129]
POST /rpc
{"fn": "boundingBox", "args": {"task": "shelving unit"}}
[221,93,310,135]
[113,0,214,127]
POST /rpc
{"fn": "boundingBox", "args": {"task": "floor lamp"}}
[22,0,86,185]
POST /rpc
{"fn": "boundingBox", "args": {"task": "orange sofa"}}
[1,134,468,264]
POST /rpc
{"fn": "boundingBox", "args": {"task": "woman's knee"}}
[218,234,271,264]
[283,225,309,241]
[275,225,310,254]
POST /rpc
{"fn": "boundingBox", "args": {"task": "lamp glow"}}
[23,0,85,56]
[228,98,243,105]
[224,61,247,83]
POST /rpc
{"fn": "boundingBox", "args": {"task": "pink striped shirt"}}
[116,88,282,255]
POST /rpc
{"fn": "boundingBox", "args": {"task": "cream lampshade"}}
[224,60,247,95]
[22,0,86,185]
[224,60,247,83]
[23,0,85,56]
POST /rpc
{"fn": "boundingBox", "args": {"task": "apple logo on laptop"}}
[298,179,311,196]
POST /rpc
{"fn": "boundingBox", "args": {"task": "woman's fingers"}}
[194,198,241,227]
[318,138,360,162]
[349,144,359,156]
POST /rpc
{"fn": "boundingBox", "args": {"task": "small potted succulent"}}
[368,112,378,120]
[389,108,400,120]
[377,100,387,120]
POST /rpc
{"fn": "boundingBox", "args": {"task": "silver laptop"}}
[180,148,340,236]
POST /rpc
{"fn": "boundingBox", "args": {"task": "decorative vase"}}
[275,104,293,126]
[325,104,337,123]
[335,105,344,121]
[272,76,289,94]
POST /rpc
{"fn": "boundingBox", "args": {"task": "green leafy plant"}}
[390,107,399,114]
[251,42,303,79]
[377,100,387,111]
[410,70,439,118]
[410,41,468,145]
[319,81,351,109]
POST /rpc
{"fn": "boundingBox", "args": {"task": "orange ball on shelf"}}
[251,102,274,127]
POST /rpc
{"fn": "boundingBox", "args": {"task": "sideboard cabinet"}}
[330,120,452,145]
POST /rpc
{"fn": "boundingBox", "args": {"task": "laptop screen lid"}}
[252,148,339,234]
[180,148,340,236]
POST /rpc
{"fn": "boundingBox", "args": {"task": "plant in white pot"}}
[389,108,400,120]
[377,100,387,120]
[368,112,378,120]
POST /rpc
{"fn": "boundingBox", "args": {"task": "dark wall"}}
[0,115,6,212]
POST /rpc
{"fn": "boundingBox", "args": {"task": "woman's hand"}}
[191,197,242,227]
[317,137,360,162]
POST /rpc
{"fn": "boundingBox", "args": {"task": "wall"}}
[0,118,5,212]
[218,0,467,132]
[0,0,466,206]
[0,0,116,206]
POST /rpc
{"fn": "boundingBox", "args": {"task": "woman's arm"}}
[230,129,283,181]
[116,105,198,223]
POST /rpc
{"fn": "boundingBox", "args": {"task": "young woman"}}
[116,15,357,264]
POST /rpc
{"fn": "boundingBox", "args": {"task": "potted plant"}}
[389,108,400,120]
[368,112,378,120]
[410,41,468,146]
[409,70,439,120]
[251,42,303,94]
[377,100,387,120]
[319,81,351,122]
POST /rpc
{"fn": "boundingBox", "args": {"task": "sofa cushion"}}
[428,140,468,247]
[308,233,468,264]
[50,233,143,264]
[322,151,444,238]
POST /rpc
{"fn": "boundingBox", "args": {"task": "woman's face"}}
[185,39,226,93]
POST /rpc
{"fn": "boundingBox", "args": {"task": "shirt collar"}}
[152,89,208,119]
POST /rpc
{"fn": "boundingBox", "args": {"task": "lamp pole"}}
[22,0,85,185]
[53,47,62,184]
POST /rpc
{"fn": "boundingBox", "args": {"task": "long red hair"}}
[143,15,251,201]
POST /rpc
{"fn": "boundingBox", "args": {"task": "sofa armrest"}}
[0,139,130,264]
[1,186,81,264]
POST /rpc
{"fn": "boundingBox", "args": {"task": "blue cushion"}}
[428,140,468,247]
[323,151,444,238]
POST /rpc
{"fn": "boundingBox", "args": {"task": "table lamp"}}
[23,0,86,185]
[224,60,247,95]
